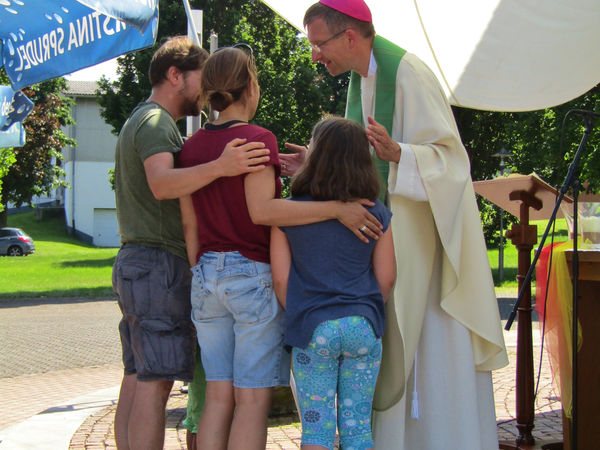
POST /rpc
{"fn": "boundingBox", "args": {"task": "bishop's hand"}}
[366,116,401,163]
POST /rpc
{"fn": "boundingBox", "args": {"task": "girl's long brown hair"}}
[291,117,380,202]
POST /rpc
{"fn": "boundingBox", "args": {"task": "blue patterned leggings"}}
[292,316,382,450]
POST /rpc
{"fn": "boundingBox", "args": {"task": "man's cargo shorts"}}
[112,244,195,381]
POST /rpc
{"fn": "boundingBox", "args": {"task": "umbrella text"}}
[13,13,128,74]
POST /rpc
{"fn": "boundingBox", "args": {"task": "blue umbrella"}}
[0,86,32,147]
[0,0,159,147]
[1,1,158,89]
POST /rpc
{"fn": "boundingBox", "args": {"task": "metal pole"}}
[492,147,512,283]
[208,33,219,123]
[498,158,506,282]
[182,0,201,46]
[499,208,504,281]
[210,33,218,53]
[185,8,203,136]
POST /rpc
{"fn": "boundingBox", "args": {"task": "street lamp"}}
[492,147,513,282]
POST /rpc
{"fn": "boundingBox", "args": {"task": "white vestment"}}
[354,51,509,450]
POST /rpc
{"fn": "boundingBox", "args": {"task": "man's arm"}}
[270,226,291,308]
[144,139,271,200]
[179,195,199,268]
[244,166,383,243]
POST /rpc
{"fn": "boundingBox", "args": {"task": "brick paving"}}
[0,364,123,431]
[0,297,564,448]
[69,385,303,450]
[66,344,562,449]
[0,297,123,431]
[0,298,122,378]
[494,346,563,444]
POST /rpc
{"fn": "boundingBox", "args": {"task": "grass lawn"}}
[1,211,572,300]
[1,212,118,299]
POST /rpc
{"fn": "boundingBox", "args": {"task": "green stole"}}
[346,35,406,203]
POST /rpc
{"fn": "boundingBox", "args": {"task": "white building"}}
[62,80,120,247]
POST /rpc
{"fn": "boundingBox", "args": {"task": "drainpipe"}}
[70,100,77,232]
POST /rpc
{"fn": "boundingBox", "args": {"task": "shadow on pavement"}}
[0,296,117,308]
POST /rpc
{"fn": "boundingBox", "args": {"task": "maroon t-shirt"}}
[178,123,281,265]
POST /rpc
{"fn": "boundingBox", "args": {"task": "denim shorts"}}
[112,244,196,382]
[191,251,290,388]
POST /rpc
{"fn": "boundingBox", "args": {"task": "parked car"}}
[0,227,35,256]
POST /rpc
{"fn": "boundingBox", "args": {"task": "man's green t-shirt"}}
[114,101,187,260]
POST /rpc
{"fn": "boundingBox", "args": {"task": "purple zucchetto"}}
[319,0,373,23]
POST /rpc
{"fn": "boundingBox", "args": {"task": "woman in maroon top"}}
[178,46,383,450]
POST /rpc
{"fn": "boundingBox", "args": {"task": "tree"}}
[96,53,148,137]
[453,83,600,245]
[506,85,600,193]
[0,148,16,213]
[0,70,16,217]
[0,77,75,227]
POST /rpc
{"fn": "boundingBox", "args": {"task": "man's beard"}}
[179,78,201,117]
[181,95,201,117]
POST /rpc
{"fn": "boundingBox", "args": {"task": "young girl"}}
[178,47,385,450]
[270,117,397,450]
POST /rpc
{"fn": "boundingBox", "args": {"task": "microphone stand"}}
[504,112,596,450]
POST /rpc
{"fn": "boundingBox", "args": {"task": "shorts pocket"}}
[191,264,211,314]
[225,273,275,325]
[115,262,155,317]
[135,318,195,380]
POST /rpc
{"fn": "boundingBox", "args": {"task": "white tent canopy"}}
[260,0,600,112]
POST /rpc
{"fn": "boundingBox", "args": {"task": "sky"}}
[64,58,119,82]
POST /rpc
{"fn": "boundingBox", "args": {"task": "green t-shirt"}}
[114,101,187,260]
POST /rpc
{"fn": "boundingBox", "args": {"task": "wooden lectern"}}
[473,174,573,449]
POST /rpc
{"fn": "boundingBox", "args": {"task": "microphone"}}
[569,109,600,118]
